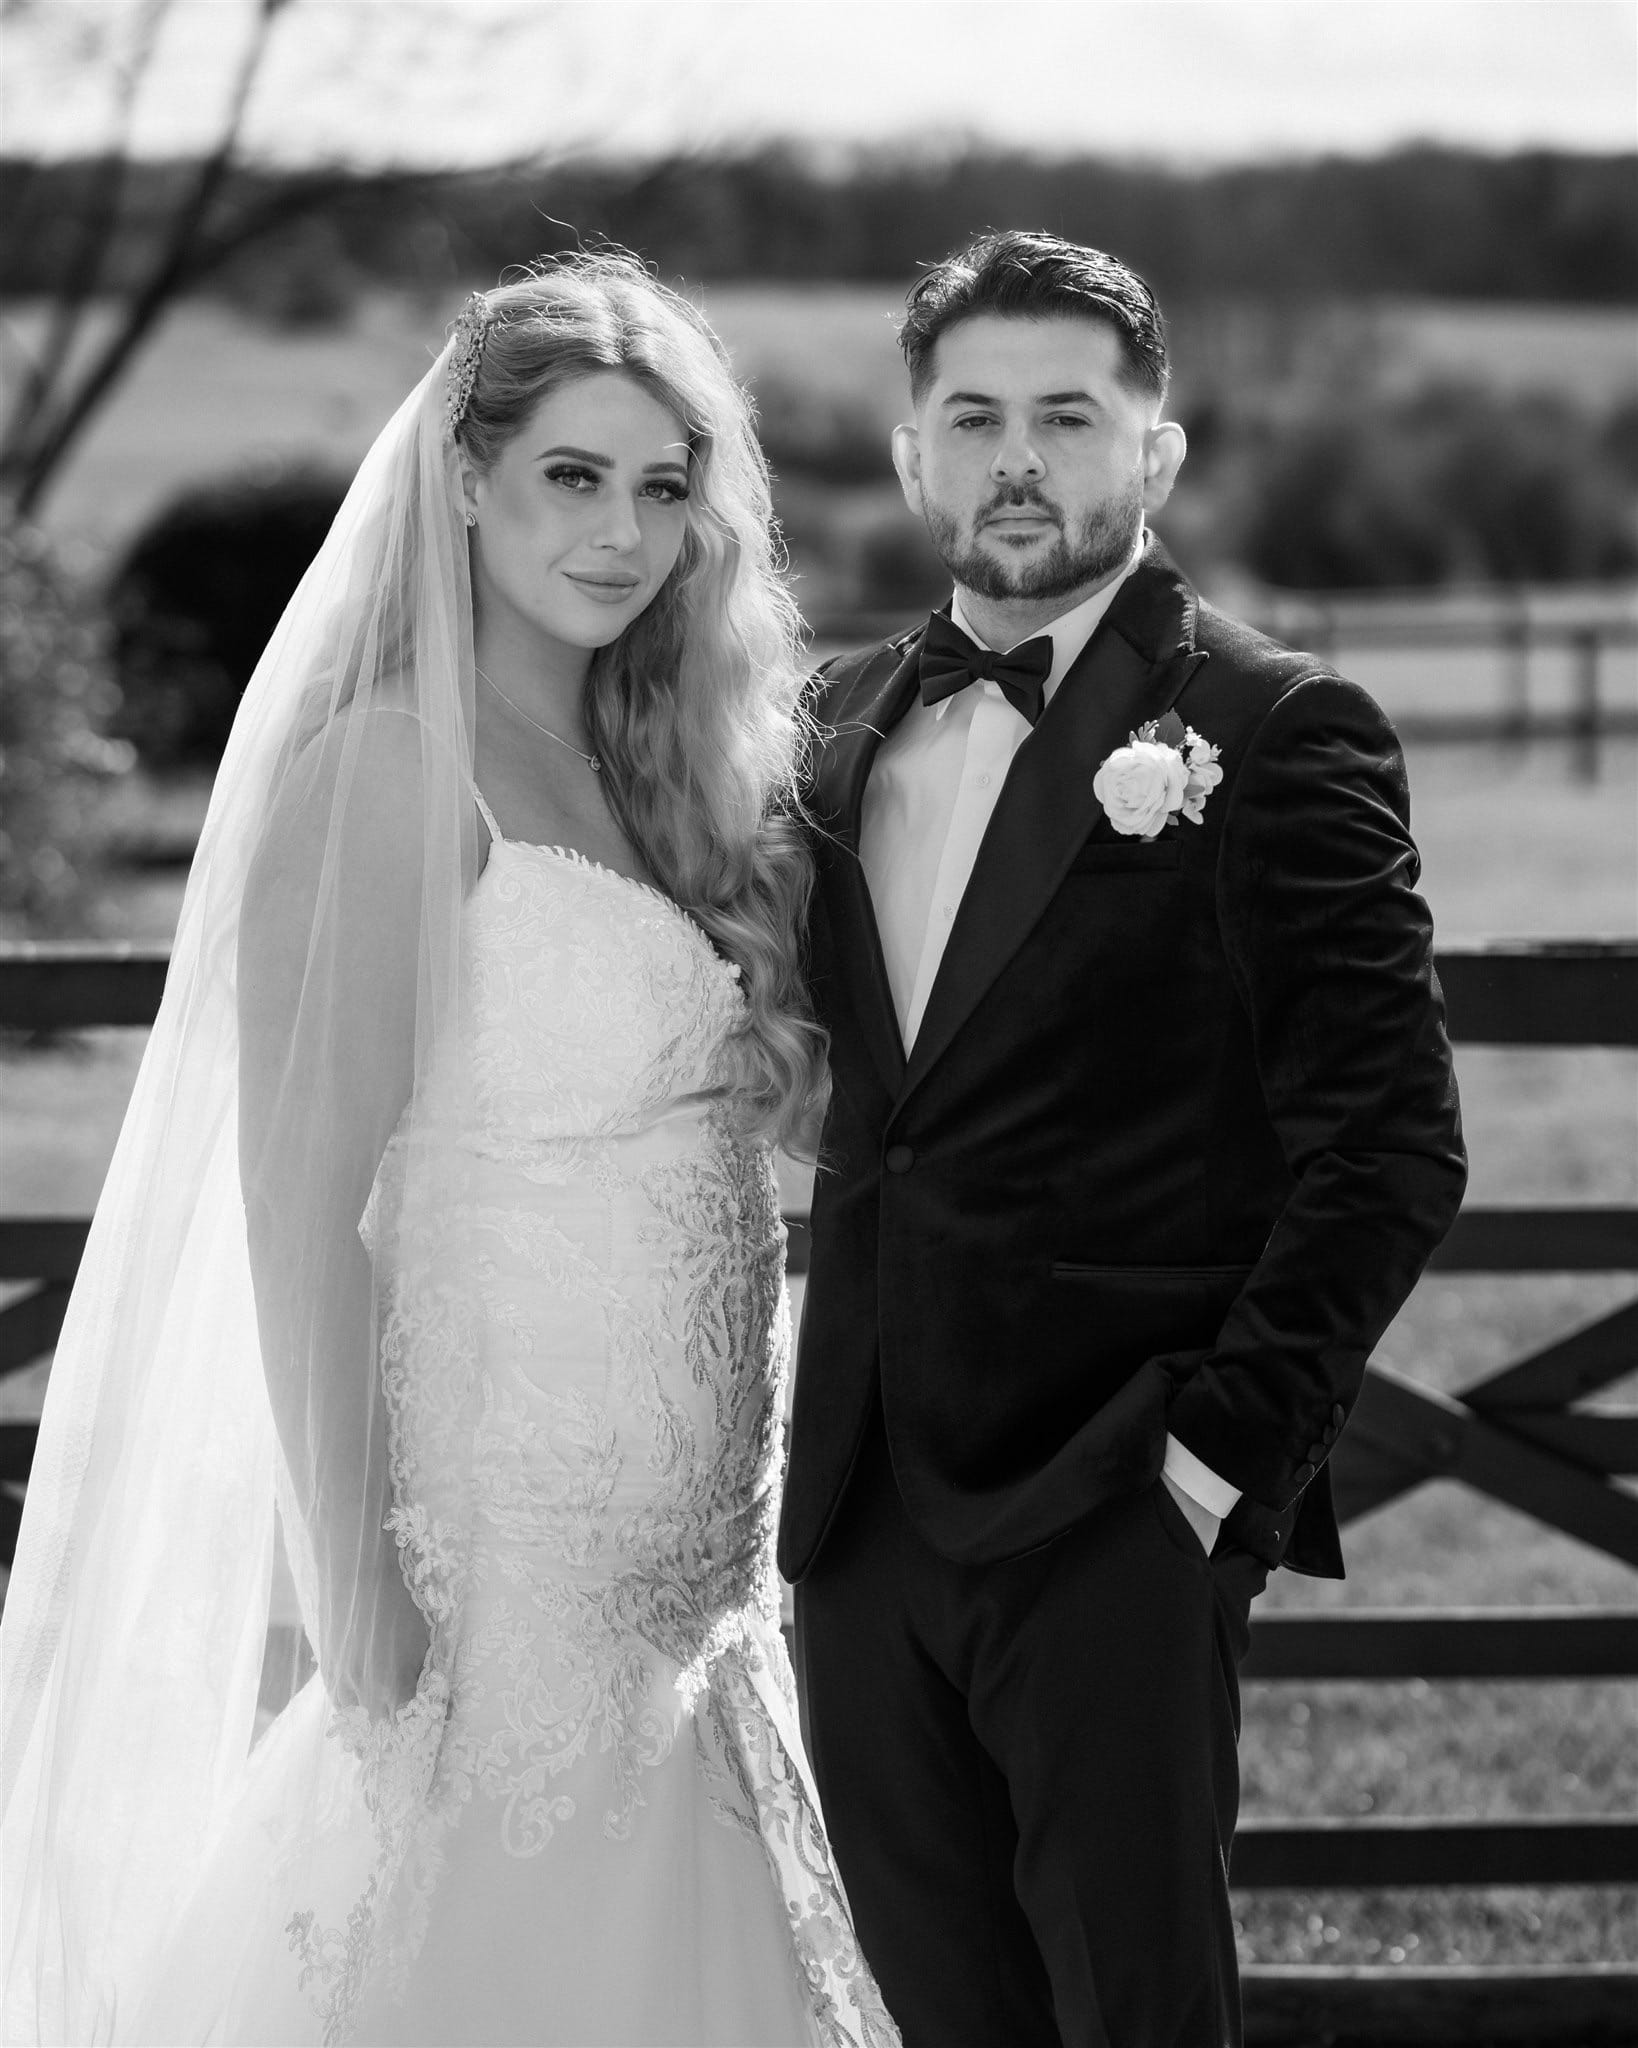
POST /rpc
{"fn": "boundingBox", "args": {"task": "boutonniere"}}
[1092,711,1223,839]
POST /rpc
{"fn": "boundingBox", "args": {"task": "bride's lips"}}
[565,572,643,604]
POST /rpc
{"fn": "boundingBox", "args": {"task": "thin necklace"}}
[475,664,602,772]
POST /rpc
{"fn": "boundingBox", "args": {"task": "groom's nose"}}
[990,421,1045,483]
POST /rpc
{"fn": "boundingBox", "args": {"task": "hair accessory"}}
[444,292,495,440]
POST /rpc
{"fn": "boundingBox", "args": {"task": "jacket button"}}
[884,1144,915,1174]
[1294,1462,1315,1486]
[1332,1403,1346,1427]
[1306,1441,1327,1464]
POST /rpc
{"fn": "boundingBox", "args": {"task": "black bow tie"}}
[918,613,1054,727]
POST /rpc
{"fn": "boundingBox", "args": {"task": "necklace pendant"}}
[475,664,602,772]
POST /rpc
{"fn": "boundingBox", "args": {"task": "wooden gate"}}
[2,939,1635,2042]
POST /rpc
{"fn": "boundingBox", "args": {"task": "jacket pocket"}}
[1034,1265,1257,1423]
[1051,1262,1256,1284]
[1067,839,1183,873]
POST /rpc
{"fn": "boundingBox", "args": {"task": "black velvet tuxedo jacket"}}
[777,537,1467,1585]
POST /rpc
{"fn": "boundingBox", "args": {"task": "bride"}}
[0,253,899,2048]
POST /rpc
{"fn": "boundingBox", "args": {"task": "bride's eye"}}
[544,464,599,492]
[642,478,690,504]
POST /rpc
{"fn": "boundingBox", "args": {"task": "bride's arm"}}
[237,708,435,1719]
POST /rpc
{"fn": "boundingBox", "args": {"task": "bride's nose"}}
[591,491,643,553]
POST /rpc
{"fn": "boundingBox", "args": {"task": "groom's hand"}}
[1160,1470,1222,1556]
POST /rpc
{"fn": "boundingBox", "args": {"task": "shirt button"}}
[884,1144,915,1174]
[941,904,955,921]
[976,772,992,789]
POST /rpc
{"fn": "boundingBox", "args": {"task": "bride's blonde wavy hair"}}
[454,251,826,1155]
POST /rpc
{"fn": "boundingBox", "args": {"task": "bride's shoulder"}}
[278,695,449,824]
[249,697,454,921]
[340,698,442,810]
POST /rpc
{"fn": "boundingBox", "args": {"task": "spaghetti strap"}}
[472,784,502,843]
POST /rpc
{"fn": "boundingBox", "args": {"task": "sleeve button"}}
[1332,1403,1346,1427]
[1294,1462,1315,1485]
[1306,1441,1327,1464]
[884,1144,915,1174]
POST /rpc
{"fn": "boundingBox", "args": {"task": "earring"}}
[464,511,477,528]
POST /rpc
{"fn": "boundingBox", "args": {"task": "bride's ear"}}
[457,457,481,528]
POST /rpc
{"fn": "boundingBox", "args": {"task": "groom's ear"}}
[1141,421,1187,516]
[891,424,924,519]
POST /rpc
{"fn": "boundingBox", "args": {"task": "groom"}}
[780,232,1466,2048]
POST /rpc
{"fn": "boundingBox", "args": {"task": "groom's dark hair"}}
[900,230,1170,408]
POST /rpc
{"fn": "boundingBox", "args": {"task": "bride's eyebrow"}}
[536,444,689,479]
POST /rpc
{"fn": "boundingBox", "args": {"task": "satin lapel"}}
[813,632,925,1100]
[903,594,1207,1099]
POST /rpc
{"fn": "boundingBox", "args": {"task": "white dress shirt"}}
[858,548,1242,1522]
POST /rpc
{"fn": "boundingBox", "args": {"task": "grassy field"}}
[13,285,1634,754]
[1228,732,1638,1964]
[11,286,1637,565]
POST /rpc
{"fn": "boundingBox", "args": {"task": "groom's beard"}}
[922,474,1145,604]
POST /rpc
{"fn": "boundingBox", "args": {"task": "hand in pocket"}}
[1160,1470,1221,1556]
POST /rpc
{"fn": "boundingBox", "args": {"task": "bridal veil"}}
[0,326,482,2042]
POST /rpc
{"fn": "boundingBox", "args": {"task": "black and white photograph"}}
[0,3,1634,2044]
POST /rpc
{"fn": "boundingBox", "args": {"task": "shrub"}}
[1598,397,1638,484]
[851,505,950,614]
[753,374,892,486]
[109,467,347,765]
[211,212,363,329]
[0,519,131,931]
[1241,387,1638,590]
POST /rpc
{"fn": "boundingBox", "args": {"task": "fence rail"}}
[2,937,1635,2041]
[1241,1964,1638,2046]
[810,603,1638,774]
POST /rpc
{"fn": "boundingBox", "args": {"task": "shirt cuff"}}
[1162,1435,1242,1519]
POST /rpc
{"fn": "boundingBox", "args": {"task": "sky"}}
[2,0,1635,168]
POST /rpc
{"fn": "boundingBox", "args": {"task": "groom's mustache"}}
[978,485,1065,528]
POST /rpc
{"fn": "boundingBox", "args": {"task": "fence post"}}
[1502,605,1531,743]
[1571,627,1602,782]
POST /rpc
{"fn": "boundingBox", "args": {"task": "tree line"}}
[3,145,1634,306]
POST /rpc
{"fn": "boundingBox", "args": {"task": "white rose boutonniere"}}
[1093,711,1222,839]
[1091,738,1187,839]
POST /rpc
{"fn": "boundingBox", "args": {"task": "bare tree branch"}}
[0,0,618,520]
[0,0,172,469]
[3,0,292,516]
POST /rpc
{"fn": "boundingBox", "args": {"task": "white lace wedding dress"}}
[129,799,897,2048]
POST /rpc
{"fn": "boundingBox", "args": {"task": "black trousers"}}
[793,1404,1269,2048]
